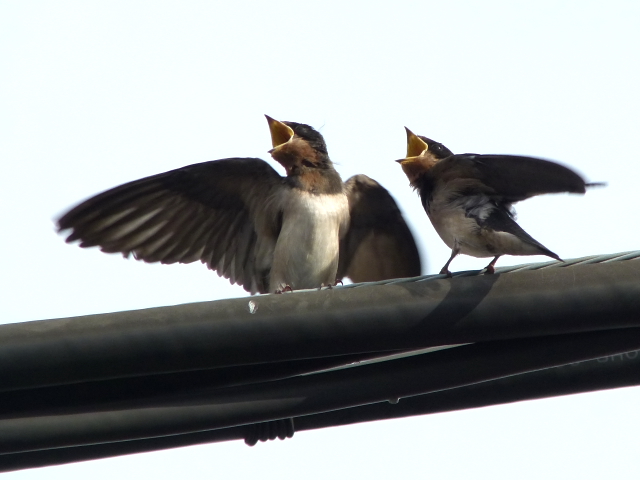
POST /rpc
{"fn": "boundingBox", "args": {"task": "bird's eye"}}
[302,159,315,168]
[430,143,448,157]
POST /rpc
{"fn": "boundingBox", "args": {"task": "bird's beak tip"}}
[265,116,294,148]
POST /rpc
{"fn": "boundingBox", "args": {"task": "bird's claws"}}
[439,268,453,278]
[483,255,500,274]
[275,285,293,294]
[317,279,343,291]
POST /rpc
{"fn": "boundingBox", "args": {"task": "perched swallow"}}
[57,116,421,294]
[397,128,599,276]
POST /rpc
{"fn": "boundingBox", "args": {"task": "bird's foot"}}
[483,255,500,275]
[439,267,453,278]
[318,279,343,291]
[275,285,293,294]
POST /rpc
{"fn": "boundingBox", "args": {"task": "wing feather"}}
[480,206,561,260]
[338,175,422,282]
[443,154,589,203]
[57,158,285,294]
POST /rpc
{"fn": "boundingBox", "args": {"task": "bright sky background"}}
[2,1,640,478]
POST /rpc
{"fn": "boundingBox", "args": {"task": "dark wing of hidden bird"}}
[397,127,603,276]
[58,116,422,294]
[338,174,421,282]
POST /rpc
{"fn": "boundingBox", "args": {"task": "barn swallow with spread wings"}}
[57,116,421,294]
[397,128,600,276]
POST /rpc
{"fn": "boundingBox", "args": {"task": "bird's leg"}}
[483,255,501,274]
[275,285,293,294]
[440,245,460,277]
[318,279,344,291]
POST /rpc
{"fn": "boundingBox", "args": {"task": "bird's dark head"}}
[265,116,331,175]
[396,127,453,186]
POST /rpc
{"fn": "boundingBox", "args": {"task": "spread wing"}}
[446,154,589,203]
[57,158,286,294]
[338,175,422,282]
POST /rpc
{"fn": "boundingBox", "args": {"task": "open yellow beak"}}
[265,115,295,148]
[405,127,429,157]
[395,127,429,165]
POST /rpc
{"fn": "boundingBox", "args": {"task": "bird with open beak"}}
[57,116,421,294]
[396,128,600,276]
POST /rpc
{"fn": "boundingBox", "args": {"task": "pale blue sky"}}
[2,1,640,478]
